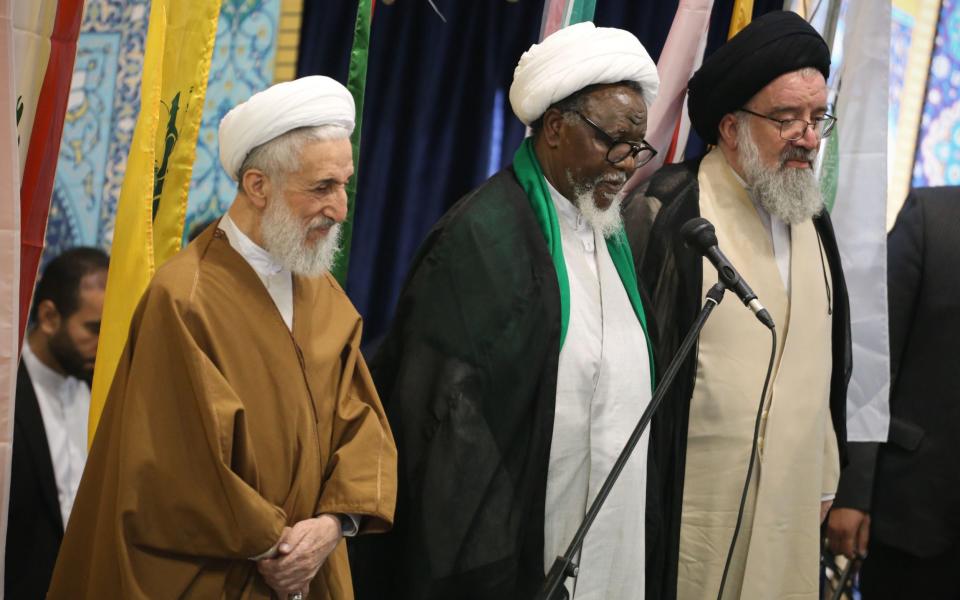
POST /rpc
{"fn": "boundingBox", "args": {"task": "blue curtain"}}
[298,0,783,343]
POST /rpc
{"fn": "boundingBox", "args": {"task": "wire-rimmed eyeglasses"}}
[738,108,837,141]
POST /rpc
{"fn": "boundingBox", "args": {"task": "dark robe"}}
[632,158,851,600]
[350,167,665,600]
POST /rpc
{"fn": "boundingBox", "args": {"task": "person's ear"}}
[35,299,61,336]
[541,108,567,149]
[718,113,741,149]
[241,169,270,210]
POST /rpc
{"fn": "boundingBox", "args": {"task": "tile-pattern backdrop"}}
[44,0,280,261]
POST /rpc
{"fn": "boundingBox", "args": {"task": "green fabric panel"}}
[331,0,373,286]
[566,0,597,25]
[820,129,839,213]
[512,138,571,348]
[605,232,656,387]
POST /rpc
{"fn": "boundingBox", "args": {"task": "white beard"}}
[567,171,627,238]
[737,124,824,224]
[260,194,342,278]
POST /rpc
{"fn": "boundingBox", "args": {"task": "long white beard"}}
[261,194,342,278]
[737,124,824,224]
[568,171,627,238]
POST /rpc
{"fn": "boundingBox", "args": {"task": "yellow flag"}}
[728,0,755,38]
[89,0,222,444]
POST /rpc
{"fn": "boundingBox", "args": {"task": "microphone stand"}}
[537,282,727,600]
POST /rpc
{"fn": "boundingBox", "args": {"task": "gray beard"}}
[567,171,626,238]
[737,125,824,224]
[261,194,342,278]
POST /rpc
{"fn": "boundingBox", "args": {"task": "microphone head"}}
[680,217,718,253]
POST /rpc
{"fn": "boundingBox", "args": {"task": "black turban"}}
[687,10,830,144]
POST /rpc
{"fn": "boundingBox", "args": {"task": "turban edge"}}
[509,22,660,126]
[219,76,355,181]
[687,11,831,145]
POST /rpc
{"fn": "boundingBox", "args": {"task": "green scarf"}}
[512,138,655,384]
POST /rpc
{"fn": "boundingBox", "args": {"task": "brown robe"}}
[47,226,397,599]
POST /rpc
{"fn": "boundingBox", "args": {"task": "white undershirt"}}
[543,183,652,599]
[219,214,294,331]
[217,214,362,534]
[20,341,89,528]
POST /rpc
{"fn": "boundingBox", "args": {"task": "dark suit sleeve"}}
[887,193,925,385]
[834,193,924,512]
[834,442,879,511]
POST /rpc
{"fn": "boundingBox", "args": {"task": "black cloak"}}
[349,167,667,600]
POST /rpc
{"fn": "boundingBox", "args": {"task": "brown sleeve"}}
[314,320,398,534]
[111,283,287,558]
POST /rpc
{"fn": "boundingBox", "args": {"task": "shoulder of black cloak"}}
[355,166,563,600]
[640,156,704,600]
[813,209,851,466]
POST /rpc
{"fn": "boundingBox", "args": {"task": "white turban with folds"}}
[219,75,355,181]
[509,22,660,126]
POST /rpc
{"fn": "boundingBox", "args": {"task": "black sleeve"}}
[886,193,925,386]
[833,441,879,511]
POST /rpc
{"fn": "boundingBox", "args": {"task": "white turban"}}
[509,22,660,126]
[218,75,355,181]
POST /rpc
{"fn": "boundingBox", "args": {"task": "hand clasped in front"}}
[257,514,344,597]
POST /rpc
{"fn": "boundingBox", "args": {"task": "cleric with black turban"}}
[637,10,851,600]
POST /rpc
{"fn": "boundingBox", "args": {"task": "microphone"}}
[680,217,775,330]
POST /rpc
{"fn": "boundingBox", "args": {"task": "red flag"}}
[17,0,84,344]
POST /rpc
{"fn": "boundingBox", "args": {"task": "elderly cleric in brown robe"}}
[47,76,398,600]
[638,11,851,600]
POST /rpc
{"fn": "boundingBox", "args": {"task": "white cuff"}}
[339,513,361,537]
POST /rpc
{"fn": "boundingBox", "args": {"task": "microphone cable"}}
[716,325,778,600]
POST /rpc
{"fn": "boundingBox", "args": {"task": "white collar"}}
[219,213,286,278]
[21,339,75,399]
[545,178,589,232]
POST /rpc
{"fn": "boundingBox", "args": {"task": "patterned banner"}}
[16,0,84,344]
[728,0,755,37]
[44,0,282,258]
[89,0,222,441]
[183,0,282,239]
[887,0,940,226]
[623,0,715,195]
[539,0,597,40]
[912,0,960,189]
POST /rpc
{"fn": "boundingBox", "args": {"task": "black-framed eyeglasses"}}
[738,108,837,141]
[573,110,658,166]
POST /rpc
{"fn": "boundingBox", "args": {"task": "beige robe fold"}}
[677,149,840,600]
[47,226,397,599]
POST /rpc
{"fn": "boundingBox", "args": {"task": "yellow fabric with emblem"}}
[89,0,221,442]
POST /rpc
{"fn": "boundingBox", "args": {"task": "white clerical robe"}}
[543,184,653,600]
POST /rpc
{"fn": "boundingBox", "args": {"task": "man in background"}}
[827,187,960,599]
[6,247,108,598]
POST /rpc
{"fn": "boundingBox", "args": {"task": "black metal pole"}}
[536,282,727,600]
